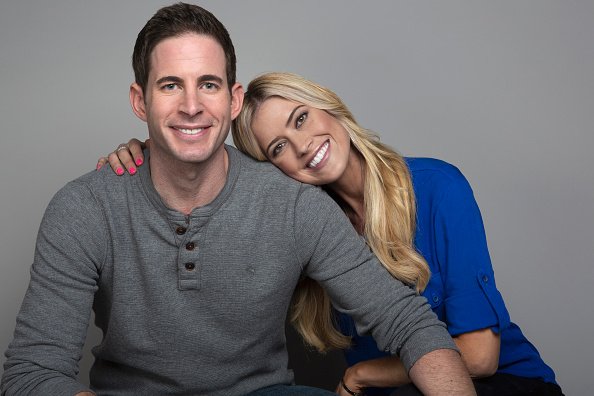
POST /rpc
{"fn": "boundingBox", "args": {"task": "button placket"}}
[175,221,200,290]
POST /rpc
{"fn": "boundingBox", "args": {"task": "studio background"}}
[1,2,592,395]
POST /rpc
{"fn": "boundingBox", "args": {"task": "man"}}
[2,3,475,395]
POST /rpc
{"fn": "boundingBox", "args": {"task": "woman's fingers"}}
[96,157,109,171]
[96,138,148,175]
[127,138,146,167]
[108,146,134,175]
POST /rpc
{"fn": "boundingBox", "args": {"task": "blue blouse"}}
[337,157,557,395]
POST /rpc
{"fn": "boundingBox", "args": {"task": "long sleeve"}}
[292,184,456,371]
[2,181,106,395]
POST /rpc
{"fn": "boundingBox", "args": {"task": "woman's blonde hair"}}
[232,72,430,352]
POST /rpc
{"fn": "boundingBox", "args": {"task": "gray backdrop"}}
[1,1,593,395]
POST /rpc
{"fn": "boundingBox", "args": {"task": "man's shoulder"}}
[230,146,304,186]
[229,146,327,202]
[51,166,136,208]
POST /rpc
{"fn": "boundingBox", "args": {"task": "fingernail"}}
[96,163,102,170]
[129,167,136,175]
[136,158,143,166]
[116,167,124,176]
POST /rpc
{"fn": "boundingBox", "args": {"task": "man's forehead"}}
[148,34,227,81]
[151,34,224,61]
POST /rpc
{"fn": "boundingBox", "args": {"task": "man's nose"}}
[179,89,203,117]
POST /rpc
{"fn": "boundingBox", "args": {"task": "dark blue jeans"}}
[246,384,335,395]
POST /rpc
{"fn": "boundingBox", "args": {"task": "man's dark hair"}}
[132,2,237,94]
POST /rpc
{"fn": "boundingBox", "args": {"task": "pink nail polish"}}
[129,167,136,175]
[96,163,102,170]
[136,158,143,166]
[116,167,124,176]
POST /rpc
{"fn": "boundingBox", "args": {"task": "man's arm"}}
[409,349,475,395]
[1,181,103,395]
[293,185,474,394]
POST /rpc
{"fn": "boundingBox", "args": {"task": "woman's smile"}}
[307,140,329,168]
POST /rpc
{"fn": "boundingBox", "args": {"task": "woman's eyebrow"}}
[266,137,281,155]
[286,105,305,127]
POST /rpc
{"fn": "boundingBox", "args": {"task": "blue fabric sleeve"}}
[434,168,510,335]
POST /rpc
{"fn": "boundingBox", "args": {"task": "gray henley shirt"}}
[2,146,455,395]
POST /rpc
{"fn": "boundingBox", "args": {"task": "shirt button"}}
[186,242,195,250]
[184,262,195,271]
[433,295,439,303]
[176,226,187,235]
[482,275,489,283]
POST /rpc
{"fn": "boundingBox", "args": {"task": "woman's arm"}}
[337,327,499,394]
[335,327,496,393]
[337,355,410,395]
[96,138,147,174]
[454,328,500,377]
[337,350,476,396]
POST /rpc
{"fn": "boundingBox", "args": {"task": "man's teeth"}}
[178,128,203,135]
[308,142,329,168]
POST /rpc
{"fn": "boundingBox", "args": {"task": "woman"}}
[99,72,562,396]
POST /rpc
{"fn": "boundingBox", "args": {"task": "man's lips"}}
[171,125,211,136]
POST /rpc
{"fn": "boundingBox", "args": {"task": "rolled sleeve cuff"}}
[446,271,511,336]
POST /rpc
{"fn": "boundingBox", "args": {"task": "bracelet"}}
[341,379,363,396]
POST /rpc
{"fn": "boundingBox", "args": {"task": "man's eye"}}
[202,82,219,91]
[295,112,308,128]
[162,83,178,91]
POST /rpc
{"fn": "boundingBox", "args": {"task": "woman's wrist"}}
[342,364,366,394]
[340,378,364,396]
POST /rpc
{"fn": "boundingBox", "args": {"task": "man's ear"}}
[230,82,244,120]
[130,83,147,122]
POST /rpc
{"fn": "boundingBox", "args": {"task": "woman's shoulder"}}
[405,157,469,186]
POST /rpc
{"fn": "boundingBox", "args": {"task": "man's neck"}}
[149,147,229,215]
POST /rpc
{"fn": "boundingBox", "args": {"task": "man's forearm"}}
[408,348,476,396]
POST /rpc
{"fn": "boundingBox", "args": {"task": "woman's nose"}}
[296,135,313,157]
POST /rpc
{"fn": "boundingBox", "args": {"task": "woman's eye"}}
[295,112,308,128]
[272,141,286,157]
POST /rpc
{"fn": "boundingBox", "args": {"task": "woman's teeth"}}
[308,142,329,168]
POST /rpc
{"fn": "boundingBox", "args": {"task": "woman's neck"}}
[326,147,366,234]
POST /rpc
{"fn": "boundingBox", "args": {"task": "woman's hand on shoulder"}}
[96,138,148,176]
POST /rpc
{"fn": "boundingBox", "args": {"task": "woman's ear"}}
[130,83,147,122]
[230,82,244,120]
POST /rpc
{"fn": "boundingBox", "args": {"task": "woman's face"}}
[250,97,351,186]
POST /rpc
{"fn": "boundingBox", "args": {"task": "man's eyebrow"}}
[286,104,305,128]
[198,74,224,85]
[154,75,224,86]
[155,76,183,85]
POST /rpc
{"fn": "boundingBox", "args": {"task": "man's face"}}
[130,33,243,166]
